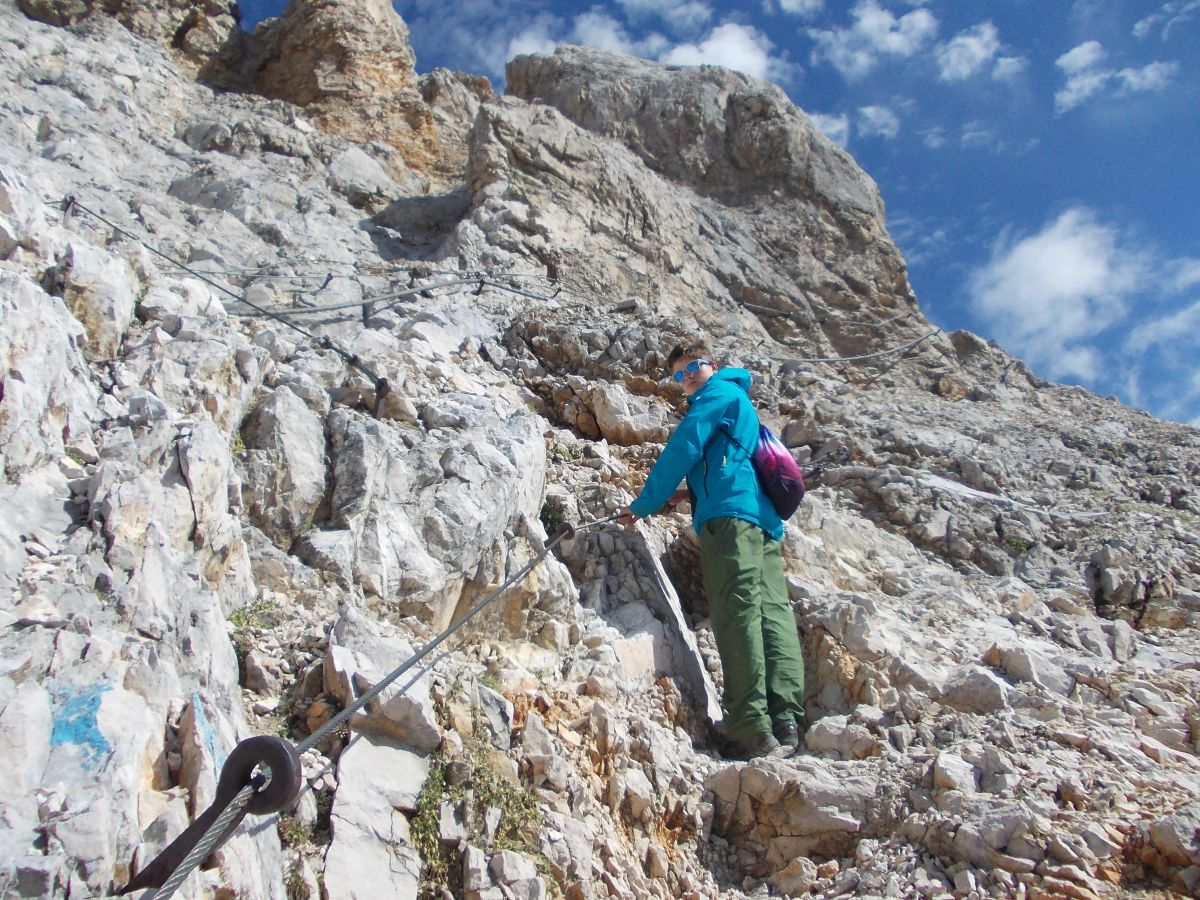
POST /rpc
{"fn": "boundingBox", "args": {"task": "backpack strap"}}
[719,424,755,465]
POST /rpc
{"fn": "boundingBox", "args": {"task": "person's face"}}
[671,356,715,396]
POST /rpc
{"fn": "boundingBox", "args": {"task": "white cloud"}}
[809,111,850,146]
[1169,258,1200,291]
[889,217,950,267]
[992,55,1028,81]
[1057,40,1107,74]
[922,126,947,148]
[1134,0,1200,39]
[660,22,782,81]
[617,0,713,32]
[571,10,638,54]
[967,208,1146,380]
[1055,41,1179,112]
[855,2,937,54]
[968,209,1200,424]
[857,105,900,138]
[1121,297,1200,424]
[508,10,671,67]
[936,22,1000,81]
[956,121,1040,156]
[960,120,994,148]
[506,25,560,63]
[778,0,824,15]
[1124,299,1200,354]
[808,1,938,79]
[1116,60,1180,92]
[1054,69,1111,112]
[403,5,564,81]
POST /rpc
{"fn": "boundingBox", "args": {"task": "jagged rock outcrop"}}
[2,1,1198,898]
[248,0,492,181]
[17,0,243,82]
[506,46,934,369]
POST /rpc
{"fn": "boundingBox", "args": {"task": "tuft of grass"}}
[1006,537,1032,555]
[284,859,311,900]
[229,598,284,631]
[479,671,503,693]
[540,495,568,536]
[278,815,314,850]
[411,715,543,898]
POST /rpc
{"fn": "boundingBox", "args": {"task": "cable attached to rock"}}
[774,327,942,365]
[61,196,392,415]
[121,736,302,899]
[120,512,618,898]
[295,513,620,754]
[65,195,941,389]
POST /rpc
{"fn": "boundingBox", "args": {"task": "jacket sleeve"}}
[629,389,727,517]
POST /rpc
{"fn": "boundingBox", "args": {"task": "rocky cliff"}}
[1,1,1198,898]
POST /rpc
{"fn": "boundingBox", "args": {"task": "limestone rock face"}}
[250,0,458,178]
[252,0,416,106]
[0,269,97,479]
[3,1,1199,899]
[240,385,327,548]
[508,45,879,218]
[17,0,242,80]
[492,46,931,374]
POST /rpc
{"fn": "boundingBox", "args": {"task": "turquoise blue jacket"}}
[629,368,783,540]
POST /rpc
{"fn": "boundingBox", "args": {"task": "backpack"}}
[724,424,807,519]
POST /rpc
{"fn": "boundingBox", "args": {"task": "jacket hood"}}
[691,366,752,401]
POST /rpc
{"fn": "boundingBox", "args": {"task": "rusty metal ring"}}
[217,736,302,815]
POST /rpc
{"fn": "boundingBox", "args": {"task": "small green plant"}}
[64,446,88,466]
[540,495,568,536]
[231,431,247,454]
[278,815,314,850]
[553,442,581,461]
[479,671,503,693]
[313,790,333,834]
[229,598,284,631]
[411,750,453,892]
[1006,537,1032,555]
[469,735,540,856]
[411,715,544,898]
[284,859,311,900]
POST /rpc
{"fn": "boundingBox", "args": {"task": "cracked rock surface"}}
[1,1,1197,898]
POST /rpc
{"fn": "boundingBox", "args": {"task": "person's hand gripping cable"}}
[617,488,689,526]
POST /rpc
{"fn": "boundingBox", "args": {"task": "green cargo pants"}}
[699,517,806,742]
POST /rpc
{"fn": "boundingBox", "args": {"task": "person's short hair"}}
[667,338,713,370]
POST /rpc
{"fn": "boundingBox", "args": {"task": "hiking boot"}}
[772,719,800,751]
[723,731,785,761]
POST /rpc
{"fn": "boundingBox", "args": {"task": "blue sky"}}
[241,1,1200,426]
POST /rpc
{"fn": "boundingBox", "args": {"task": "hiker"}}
[617,339,806,760]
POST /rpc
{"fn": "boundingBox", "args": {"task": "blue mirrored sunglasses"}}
[672,359,711,382]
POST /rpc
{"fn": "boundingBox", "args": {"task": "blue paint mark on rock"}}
[192,691,226,769]
[50,684,113,772]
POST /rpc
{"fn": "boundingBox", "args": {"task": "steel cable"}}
[130,512,617,897]
[62,197,385,386]
[772,328,941,365]
[64,195,936,372]
[140,784,256,900]
[296,513,617,755]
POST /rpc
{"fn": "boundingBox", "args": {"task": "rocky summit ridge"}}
[1,1,1198,898]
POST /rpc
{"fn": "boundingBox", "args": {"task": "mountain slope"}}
[1,1,1197,898]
